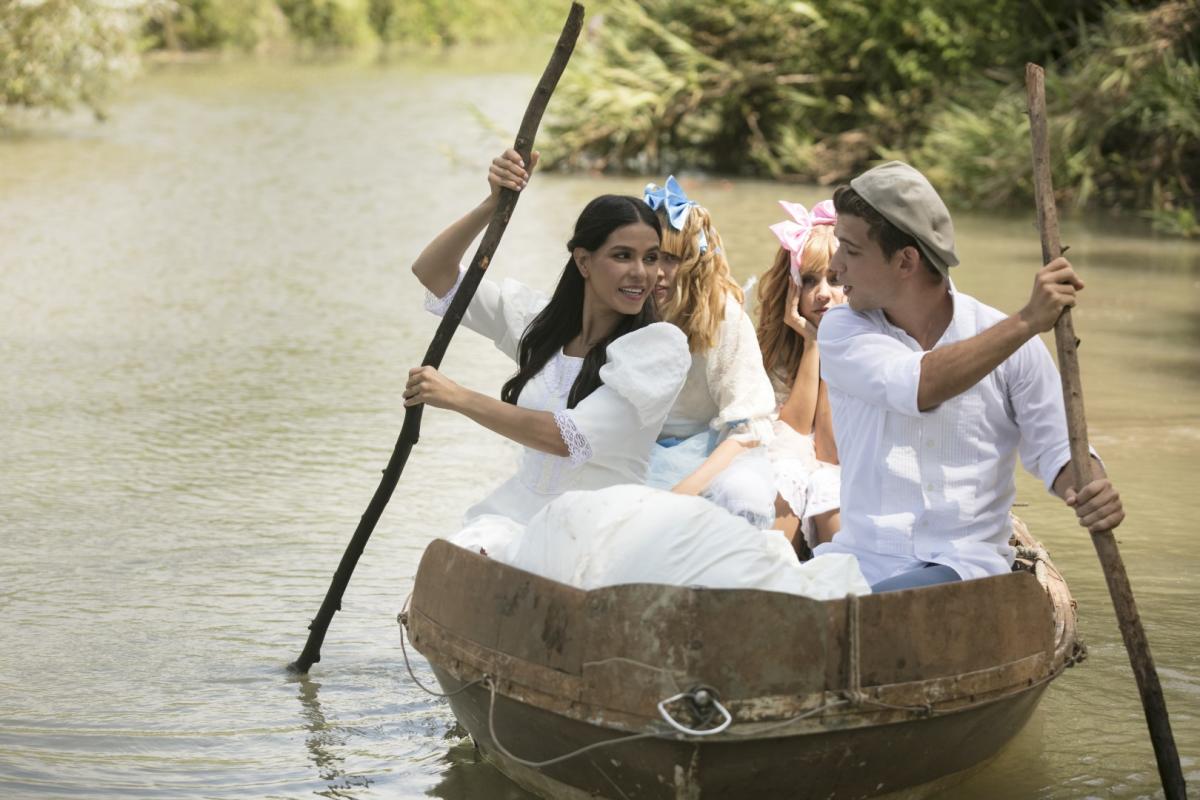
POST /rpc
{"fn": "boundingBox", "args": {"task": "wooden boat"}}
[402,518,1084,799]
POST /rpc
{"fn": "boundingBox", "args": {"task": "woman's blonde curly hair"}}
[655,205,742,353]
[755,225,837,384]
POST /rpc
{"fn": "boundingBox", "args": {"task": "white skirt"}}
[767,420,841,546]
[459,484,870,599]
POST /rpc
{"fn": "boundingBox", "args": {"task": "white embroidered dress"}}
[426,268,690,537]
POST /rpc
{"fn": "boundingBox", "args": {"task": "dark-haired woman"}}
[405,149,690,556]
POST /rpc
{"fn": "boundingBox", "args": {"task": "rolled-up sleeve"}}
[818,307,925,417]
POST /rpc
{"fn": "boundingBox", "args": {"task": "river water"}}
[0,56,1196,799]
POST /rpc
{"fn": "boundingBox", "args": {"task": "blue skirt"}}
[645,430,719,490]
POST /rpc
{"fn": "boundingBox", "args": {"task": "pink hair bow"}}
[769,199,837,284]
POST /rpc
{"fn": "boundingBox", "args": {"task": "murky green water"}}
[1,58,1196,799]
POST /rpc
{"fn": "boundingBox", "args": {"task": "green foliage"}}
[545,0,1094,175]
[906,1,1200,235]
[143,0,561,51]
[367,0,560,48]
[277,0,375,48]
[545,0,1198,236]
[1,0,142,121]
[142,0,289,51]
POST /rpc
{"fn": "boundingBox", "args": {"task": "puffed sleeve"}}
[424,265,549,362]
[818,305,925,417]
[705,297,777,445]
[553,323,690,465]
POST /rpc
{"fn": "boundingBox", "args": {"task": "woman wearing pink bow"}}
[756,200,846,552]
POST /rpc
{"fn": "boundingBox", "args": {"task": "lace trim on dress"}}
[553,410,593,467]
[542,351,584,397]
[423,266,467,317]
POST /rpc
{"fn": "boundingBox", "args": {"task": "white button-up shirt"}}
[814,286,1078,584]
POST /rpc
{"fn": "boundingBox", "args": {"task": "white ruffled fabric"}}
[660,294,777,447]
[424,266,548,362]
[701,447,778,529]
[767,411,842,547]
[427,269,690,527]
[494,484,869,599]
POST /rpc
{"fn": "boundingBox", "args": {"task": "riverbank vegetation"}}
[1,0,142,121]
[140,0,561,52]
[543,0,1198,236]
[2,0,1196,235]
[1,0,557,123]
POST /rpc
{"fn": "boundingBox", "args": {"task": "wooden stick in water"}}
[288,3,586,676]
[1025,62,1187,800]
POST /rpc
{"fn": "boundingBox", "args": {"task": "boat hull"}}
[433,664,1048,800]
[405,520,1080,800]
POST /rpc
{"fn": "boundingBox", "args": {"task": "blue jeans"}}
[870,563,961,593]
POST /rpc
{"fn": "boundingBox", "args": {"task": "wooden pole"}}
[1025,62,1187,799]
[288,3,586,675]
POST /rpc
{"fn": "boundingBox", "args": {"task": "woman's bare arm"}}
[813,380,838,464]
[410,149,538,297]
[673,437,755,495]
[779,340,820,434]
[403,365,568,456]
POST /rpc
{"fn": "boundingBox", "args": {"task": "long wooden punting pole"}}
[1025,63,1187,799]
[288,3,586,675]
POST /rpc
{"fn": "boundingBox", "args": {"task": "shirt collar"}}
[874,277,967,350]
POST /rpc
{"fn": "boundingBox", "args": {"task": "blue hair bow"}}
[644,175,708,254]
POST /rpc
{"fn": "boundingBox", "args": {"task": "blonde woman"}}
[643,177,778,527]
[757,200,845,550]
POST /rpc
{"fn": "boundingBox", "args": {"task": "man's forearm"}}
[917,314,1035,411]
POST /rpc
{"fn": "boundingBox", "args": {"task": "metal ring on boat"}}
[657,689,733,736]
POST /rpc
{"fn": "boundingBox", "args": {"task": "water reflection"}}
[427,739,533,800]
[295,675,390,799]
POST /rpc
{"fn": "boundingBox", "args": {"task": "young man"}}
[814,161,1123,592]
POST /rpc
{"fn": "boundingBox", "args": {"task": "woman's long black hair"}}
[500,195,662,408]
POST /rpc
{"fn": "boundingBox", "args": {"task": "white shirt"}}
[660,294,777,445]
[426,268,690,524]
[814,284,1079,584]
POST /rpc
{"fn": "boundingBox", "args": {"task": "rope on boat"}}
[397,597,486,699]
[483,675,663,768]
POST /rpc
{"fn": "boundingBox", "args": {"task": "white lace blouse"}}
[660,294,777,446]
[426,268,690,524]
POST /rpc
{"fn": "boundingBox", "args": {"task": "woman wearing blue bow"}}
[642,177,778,527]
[405,149,690,558]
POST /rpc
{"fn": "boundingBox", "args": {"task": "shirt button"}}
[925,439,935,448]
[926,483,935,491]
